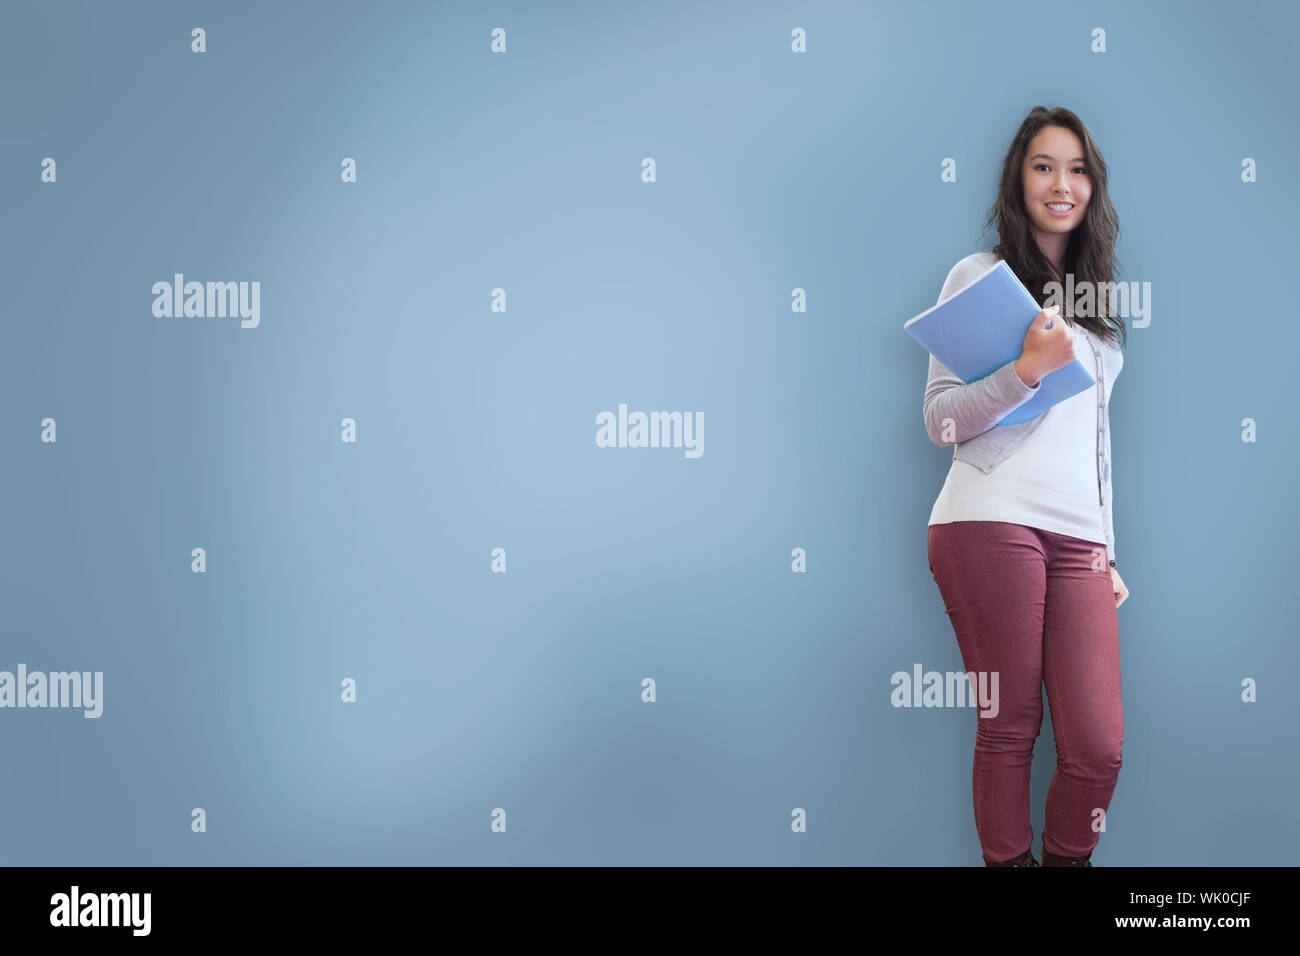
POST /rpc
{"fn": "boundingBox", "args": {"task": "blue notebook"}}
[904,259,1095,426]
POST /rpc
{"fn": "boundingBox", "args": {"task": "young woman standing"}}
[924,107,1131,867]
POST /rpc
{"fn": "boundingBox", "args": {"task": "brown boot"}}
[984,848,1040,866]
[1041,847,1093,866]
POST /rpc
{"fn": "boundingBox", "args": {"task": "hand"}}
[1110,566,1129,609]
[1018,306,1075,384]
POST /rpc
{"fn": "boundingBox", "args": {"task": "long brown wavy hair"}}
[980,106,1127,349]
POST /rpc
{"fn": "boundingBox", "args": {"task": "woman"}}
[923,106,1131,867]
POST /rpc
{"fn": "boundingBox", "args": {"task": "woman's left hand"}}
[1110,566,1129,609]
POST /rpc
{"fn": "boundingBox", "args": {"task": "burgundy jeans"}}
[927,520,1124,863]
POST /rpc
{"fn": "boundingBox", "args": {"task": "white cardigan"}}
[928,285,1109,552]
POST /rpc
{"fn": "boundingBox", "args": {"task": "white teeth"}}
[1047,203,1073,210]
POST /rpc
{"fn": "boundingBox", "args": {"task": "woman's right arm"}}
[921,258,1041,446]
[923,352,1039,446]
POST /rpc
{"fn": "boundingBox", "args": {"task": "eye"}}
[1073,166,1087,175]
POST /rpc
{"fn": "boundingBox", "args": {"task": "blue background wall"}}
[1,0,1295,865]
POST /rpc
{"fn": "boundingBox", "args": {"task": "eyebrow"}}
[1029,153,1086,163]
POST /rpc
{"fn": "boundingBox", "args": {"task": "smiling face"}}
[1021,125,1092,253]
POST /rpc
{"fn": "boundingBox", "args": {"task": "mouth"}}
[1045,202,1075,217]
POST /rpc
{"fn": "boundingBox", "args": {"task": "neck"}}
[1035,230,1069,278]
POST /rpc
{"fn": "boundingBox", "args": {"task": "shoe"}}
[984,848,1039,866]
[1041,847,1093,867]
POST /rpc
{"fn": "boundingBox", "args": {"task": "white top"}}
[928,317,1108,547]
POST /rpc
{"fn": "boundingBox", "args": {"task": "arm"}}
[921,258,1041,446]
[923,354,1040,445]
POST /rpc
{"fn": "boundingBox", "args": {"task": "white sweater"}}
[927,264,1108,550]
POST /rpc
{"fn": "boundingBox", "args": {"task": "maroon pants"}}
[927,521,1124,863]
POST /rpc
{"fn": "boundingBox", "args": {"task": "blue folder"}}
[903,259,1095,425]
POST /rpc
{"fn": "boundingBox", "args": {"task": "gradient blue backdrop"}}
[2,0,1296,865]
